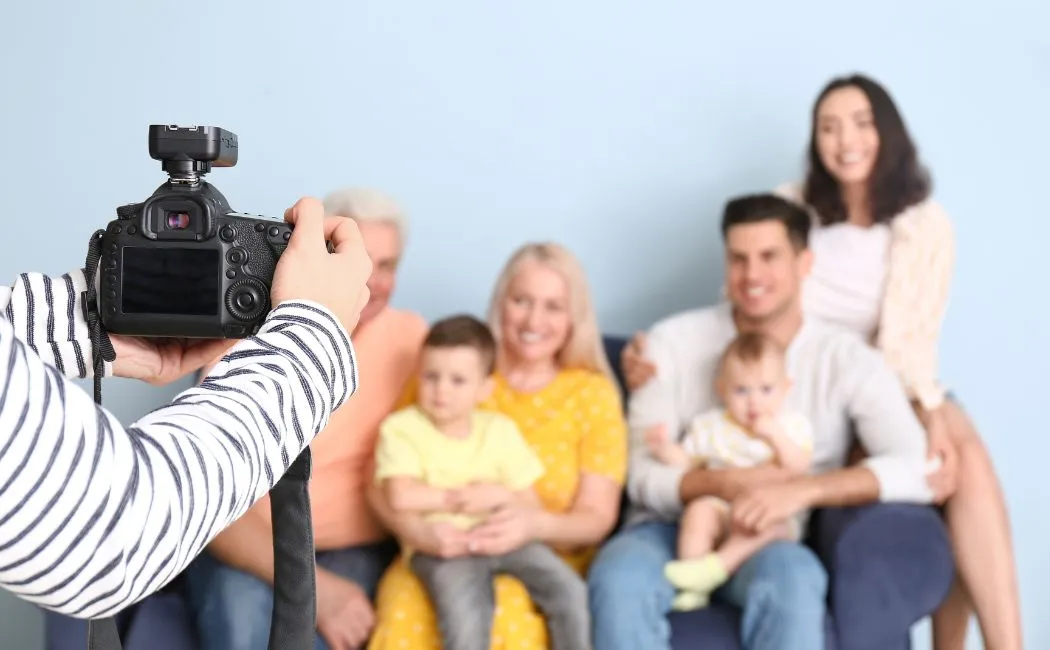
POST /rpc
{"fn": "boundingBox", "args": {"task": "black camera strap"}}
[81,231,318,650]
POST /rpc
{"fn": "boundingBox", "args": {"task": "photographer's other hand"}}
[273,197,373,333]
[110,336,233,385]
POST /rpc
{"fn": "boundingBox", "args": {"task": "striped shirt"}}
[0,268,358,619]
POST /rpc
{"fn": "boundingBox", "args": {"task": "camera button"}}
[226,269,237,279]
[110,224,122,234]
[283,232,291,241]
[220,225,236,242]
[255,223,266,232]
[128,225,137,235]
[267,226,280,237]
[226,247,249,265]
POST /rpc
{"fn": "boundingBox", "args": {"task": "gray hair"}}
[322,187,408,238]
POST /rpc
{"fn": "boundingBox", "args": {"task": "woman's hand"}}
[923,408,958,504]
[466,501,541,556]
[110,336,233,386]
[621,331,657,392]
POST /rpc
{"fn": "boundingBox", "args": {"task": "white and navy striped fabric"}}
[0,268,358,619]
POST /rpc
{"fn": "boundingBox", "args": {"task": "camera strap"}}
[80,230,318,650]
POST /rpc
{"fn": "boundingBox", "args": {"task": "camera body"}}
[99,125,300,339]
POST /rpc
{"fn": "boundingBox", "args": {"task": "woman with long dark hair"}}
[785,73,1021,650]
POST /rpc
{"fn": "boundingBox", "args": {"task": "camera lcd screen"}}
[121,247,221,316]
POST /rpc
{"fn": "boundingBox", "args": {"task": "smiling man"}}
[586,193,934,650]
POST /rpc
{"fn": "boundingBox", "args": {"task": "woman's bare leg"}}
[932,578,972,650]
[931,400,1023,650]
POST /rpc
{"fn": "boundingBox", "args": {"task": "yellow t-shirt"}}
[374,405,546,530]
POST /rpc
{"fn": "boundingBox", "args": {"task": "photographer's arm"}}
[0,300,358,619]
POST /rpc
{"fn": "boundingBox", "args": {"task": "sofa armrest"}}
[809,504,955,650]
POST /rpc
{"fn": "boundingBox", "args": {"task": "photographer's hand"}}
[109,336,233,385]
[272,197,373,333]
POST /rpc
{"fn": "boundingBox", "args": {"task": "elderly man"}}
[179,188,428,650]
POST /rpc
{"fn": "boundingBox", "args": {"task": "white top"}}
[803,222,892,341]
[775,181,955,410]
[682,408,813,469]
[0,268,359,618]
[625,302,932,523]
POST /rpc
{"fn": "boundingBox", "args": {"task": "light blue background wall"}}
[1,1,1046,648]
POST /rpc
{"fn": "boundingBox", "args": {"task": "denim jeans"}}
[587,520,828,650]
[184,540,398,650]
[43,608,137,650]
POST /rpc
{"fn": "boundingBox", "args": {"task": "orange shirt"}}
[253,306,427,549]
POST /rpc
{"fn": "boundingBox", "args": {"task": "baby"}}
[645,331,814,611]
[374,314,589,650]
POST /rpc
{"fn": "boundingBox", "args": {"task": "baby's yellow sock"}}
[664,554,729,593]
[670,590,709,611]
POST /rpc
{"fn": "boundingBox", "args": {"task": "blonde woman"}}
[366,242,628,650]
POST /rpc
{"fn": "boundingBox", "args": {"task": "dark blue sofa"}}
[45,336,955,650]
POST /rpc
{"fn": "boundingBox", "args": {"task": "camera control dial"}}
[225,278,269,322]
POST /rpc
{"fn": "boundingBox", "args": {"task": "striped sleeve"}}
[1,269,104,379]
[0,272,359,619]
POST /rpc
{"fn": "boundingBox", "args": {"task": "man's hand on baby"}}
[453,482,514,515]
[731,482,813,534]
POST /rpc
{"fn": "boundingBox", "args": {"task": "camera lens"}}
[166,211,191,230]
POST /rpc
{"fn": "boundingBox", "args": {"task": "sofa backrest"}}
[601,336,629,406]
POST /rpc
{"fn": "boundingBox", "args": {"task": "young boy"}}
[374,314,589,650]
[645,331,814,611]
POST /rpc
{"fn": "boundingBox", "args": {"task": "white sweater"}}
[0,268,357,618]
[625,302,932,524]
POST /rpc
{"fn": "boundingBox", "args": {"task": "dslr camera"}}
[97,125,316,339]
